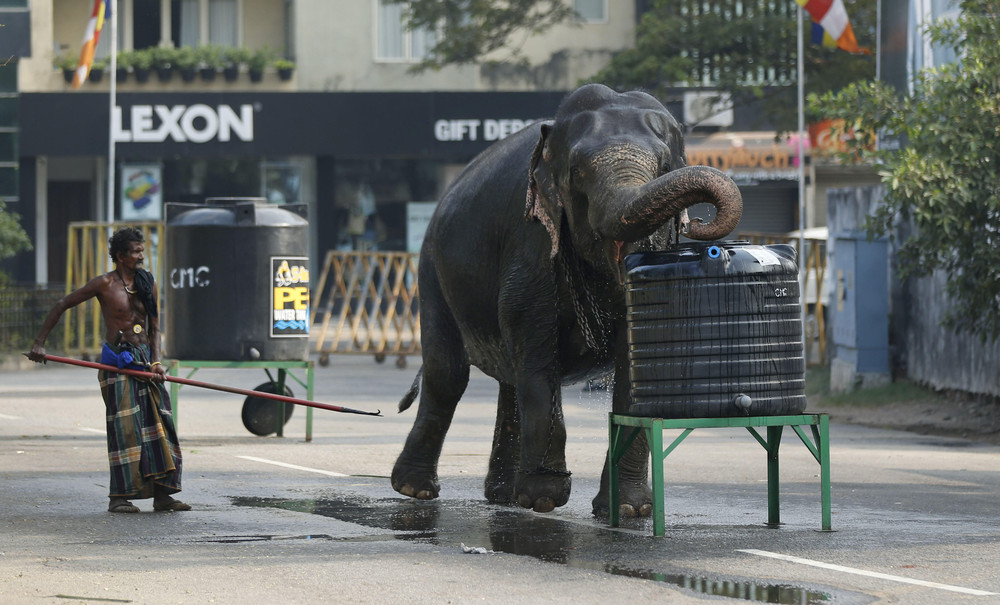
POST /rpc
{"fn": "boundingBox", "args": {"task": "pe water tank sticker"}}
[745,247,781,266]
[271,257,310,337]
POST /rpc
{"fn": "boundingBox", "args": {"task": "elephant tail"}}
[398,366,423,413]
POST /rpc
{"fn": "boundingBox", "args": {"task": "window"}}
[376,0,436,62]
[574,0,606,23]
[927,0,960,68]
[173,0,240,48]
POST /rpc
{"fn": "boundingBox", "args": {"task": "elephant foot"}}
[484,471,517,505]
[391,460,440,501]
[591,481,653,518]
[514,470,571,513]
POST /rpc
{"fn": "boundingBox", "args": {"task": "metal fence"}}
[310,251,421,368]
[0,284,65,353]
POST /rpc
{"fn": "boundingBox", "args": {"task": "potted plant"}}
[55,52,77,83]
[151,46,176,82]
[196,45,222,81]
[89,58,107,83]
[223,46,250,82]
[115,49,134,82]
[273,58,295,81]
[174,46,198,82]
[132,48,154,83]
[247,47,272,82]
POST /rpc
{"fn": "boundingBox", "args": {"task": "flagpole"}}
[107,0,117,225]
[796,7,807,350]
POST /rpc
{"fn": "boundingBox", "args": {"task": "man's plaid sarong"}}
[98,343,182,498]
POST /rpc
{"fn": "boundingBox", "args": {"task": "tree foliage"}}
[396,0,875,132]
[592,0,876,131]
[392,0,575,71]
[0,199,31,281]
[811,0,1000,340]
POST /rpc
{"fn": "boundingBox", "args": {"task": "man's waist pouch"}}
[101,343,149,370]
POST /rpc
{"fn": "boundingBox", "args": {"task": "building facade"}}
[6,0,821,285]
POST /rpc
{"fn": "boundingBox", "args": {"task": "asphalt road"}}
[2,354,998,604]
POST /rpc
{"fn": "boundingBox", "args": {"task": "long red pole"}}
[30,354,382,417]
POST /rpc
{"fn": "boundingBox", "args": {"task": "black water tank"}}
[625,241,806,418]
[165,198,310,361]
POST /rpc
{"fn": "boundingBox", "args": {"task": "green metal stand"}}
[608,413,831,537]
[167,359,315,441]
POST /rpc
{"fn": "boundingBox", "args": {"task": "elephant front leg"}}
[485,383,520,505]
[514,373,571,513]
[592,322,652,518]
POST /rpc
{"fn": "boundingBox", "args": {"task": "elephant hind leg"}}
[485,382,519,504]
[392,358,469,500]
[391,268,469,501]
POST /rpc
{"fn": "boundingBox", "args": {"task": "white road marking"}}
[738,549,998,596]
[236,455,348,477]
[79,427,104,434]
[0,413,22,420]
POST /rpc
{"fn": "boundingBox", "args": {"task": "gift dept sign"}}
[434,118,539,142]
[113,104,254,143]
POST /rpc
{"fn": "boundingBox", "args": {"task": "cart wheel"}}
[242,382,295,436]
[374,352,386,364]
[319,353,330,367]
[396,356,407,369]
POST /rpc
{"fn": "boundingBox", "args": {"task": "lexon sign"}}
[113,104,254,143]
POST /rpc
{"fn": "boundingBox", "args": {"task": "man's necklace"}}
[118,270,137,295]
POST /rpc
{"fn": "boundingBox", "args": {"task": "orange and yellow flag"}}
[71,0,110,89]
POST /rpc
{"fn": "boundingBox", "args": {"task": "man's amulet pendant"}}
[132,324,143,334]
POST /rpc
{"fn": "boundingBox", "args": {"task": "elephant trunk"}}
[600,165,742,242]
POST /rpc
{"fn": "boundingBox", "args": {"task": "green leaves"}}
[812,0,1000,340]
[595,0,876,131]
[394,0,575,71]
[0,199,32,264]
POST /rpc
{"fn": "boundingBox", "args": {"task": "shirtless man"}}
[29,227,190,513]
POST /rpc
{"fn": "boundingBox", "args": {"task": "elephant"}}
[391,83,742,516]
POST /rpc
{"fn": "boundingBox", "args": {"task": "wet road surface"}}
[2,355,998,604]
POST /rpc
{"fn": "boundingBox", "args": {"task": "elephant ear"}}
[525,122,562,259]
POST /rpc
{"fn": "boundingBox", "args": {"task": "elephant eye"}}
[645,113,668,139]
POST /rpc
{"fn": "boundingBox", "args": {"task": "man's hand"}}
[28,343,47,364]
[150,362,166,383]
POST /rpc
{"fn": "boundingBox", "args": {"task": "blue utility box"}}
[830,233,889,391]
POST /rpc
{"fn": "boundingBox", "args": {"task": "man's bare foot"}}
[108,498,140,513]
[153,496,192,512]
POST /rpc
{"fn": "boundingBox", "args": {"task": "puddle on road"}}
[606,566,829,604]
[230,495,832,604]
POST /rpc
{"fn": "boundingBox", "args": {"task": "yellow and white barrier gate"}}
[310,251,420,368]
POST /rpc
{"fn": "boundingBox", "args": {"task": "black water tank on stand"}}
[625,241,806,418]
[165,198,310,361]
